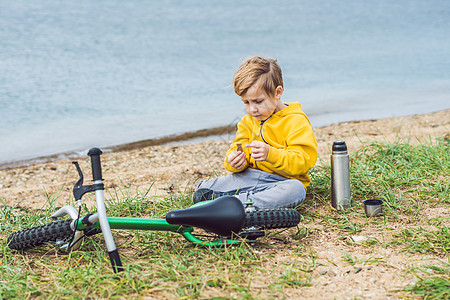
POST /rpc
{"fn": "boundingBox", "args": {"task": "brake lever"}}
[72,162,85,205]
[72,161,104,205]
[73,161,84,187]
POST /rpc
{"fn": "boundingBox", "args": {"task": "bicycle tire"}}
[244,208,300,230]
[7,219,74,250]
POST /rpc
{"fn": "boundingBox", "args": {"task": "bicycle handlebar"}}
[87,147,103,181]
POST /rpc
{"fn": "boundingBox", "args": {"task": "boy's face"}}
[241,83,284,122]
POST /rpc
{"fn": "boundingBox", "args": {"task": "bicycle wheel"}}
[7,219,74,250]
[244,208,300,230]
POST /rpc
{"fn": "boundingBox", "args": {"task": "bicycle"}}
[7,148,301,273]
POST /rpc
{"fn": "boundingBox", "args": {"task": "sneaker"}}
[193,188,236,204]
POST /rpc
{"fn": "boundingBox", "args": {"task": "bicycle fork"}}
[53,149,123,273]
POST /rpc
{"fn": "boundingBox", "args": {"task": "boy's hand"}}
[227,150,247,170]
[246,141,269,161]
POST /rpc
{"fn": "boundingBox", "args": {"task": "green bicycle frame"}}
[58,149,246,273]
[75,216,243,247]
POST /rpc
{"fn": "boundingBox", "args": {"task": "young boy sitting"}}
[194,56,317,209]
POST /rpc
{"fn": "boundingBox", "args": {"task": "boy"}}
[194,56,317,209]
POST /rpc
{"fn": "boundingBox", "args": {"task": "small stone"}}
[327,268,337,277]
[354,267,363,274]
[351,235,369,243]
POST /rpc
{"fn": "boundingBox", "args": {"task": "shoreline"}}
[0,125,238,170]
[1,109,449,171]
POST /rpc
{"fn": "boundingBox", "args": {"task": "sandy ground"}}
[1,109,449,299]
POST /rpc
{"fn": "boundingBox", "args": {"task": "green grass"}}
[304,137,450,298]
[391,224,450,256]
[406,263,450,300]
[1,137,449,299]
[309,137,449,207]
[306,137,449,220]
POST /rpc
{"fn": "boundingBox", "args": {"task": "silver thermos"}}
[331,140,351,209]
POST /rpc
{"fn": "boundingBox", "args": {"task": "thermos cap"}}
[332,140,347,152]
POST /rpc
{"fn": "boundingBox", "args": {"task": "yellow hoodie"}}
[224,102,317,188]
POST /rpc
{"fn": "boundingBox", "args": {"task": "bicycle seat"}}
[165,196,245,237]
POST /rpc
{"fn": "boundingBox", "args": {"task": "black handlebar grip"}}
[87,147,103,181]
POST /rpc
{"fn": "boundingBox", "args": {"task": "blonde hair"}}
[233,56,283,96]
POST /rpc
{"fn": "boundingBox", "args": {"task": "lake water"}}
[1,0,449,166]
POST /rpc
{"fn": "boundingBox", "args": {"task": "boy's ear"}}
[275,86,283,99]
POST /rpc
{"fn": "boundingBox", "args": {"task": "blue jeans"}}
[196,168,306,209]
